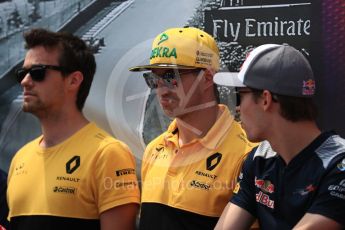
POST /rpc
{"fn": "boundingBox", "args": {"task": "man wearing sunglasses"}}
[129,27,256,230]
[7,28,140,230]
[214,44,345,229]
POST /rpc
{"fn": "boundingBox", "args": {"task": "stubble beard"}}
[22,99,46,117]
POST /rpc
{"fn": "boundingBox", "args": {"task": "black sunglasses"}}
[234,88,276,106]
[234,88,254,107]
[15,64,66,83]
[143,69,203,89]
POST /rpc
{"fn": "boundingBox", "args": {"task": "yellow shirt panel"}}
[141,105,256,217]
[8,123,140,220]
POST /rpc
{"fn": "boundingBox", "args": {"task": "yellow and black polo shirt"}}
[7,123,140,230]
[140,105,256,230]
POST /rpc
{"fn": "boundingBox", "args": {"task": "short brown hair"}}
[250,88,318,122]
[24,28,96,111]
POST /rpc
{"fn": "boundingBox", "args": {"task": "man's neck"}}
[268,120,321,165]
[176,105,220,146]
[39,110,89,148]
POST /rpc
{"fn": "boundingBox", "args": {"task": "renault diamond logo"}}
[155,146,164,152]
[66,156,80,174]
[206,153,222,171]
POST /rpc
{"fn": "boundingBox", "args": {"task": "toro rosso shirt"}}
[231,132,345,229]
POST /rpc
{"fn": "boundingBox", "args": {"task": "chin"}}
[22,102,43,115]
[248,136,262,143]
[22,104,32,113]
[160,104,177,117]
[246,132,264,143]
[163,109,179,118]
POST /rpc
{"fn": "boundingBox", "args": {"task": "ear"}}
[66,71,83,91]
[262,90,275,111]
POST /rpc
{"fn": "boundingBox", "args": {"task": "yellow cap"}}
[129,27,220,71]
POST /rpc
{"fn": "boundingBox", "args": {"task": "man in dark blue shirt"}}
[213,44,345,229]
[0,169,9,229]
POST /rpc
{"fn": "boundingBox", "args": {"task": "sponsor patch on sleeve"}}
[337,158,345,172]
[115,168,136,177]
[328,179,345,200]
[233,182,240,194]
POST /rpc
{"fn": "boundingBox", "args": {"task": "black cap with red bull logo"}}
[214,44,315,98]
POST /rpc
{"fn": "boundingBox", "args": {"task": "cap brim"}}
[214,72,246,87]
[129,63,197,72]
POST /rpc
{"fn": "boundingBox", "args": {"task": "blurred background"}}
[0,0,344,174]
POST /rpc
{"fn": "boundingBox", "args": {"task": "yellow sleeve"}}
[93,141,140,214]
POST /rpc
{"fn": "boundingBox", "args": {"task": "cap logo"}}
[196,50,213,66]
[302,79,315,95]
[150,47,177,60]
[158,33,168,45]
[129,28,220,71]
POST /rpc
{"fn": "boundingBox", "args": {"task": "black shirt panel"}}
[0,170,9,229]
[308,154,345,226]
[139,203,218,230]
[9,215,100,230]
[231,132,345,229]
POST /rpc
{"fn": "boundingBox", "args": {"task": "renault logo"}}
[206,153,222,171]
[66,156,80,174]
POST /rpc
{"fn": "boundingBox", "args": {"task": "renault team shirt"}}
[7,123,140,230]
[140,105,256,230]
[231,132,345,229]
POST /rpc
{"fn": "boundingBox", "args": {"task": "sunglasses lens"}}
[143,71,180,89]
[29,67,46,82]
[15,68,27,83]
[161,72,177,88]
[143,72,158,89]
[15,66,47,83]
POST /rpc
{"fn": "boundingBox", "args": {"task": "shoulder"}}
[231,121,254,145]
[88,124,134,160]
[145,130,170,152]
[239,141,277,169]
[12,136,42,159]
[87,123,128,148]
[315,134,345,169]
[222,120,258,153]
[253,141,277,160]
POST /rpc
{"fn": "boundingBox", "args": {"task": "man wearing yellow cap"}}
[129,27,256,230]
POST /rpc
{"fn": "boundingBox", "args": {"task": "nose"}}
[20,73,33,87]
[156,78,166,88]
[156,83,170,96]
